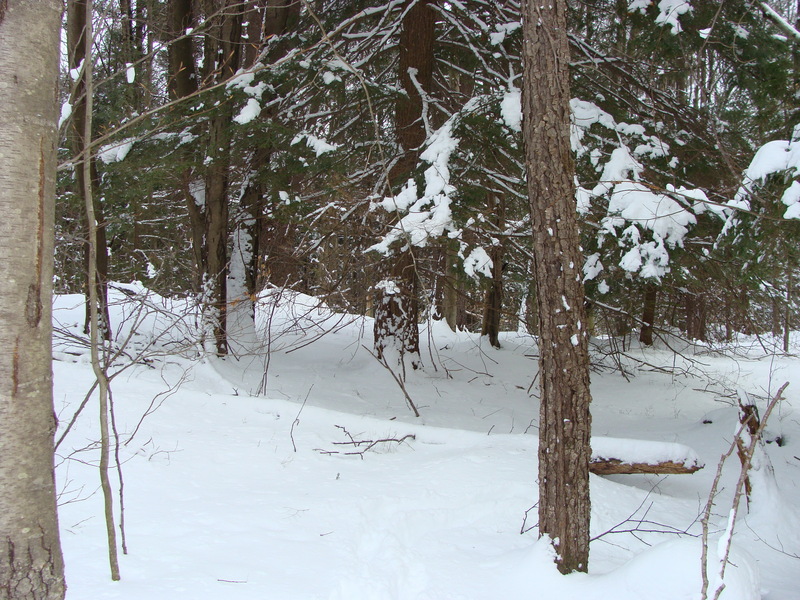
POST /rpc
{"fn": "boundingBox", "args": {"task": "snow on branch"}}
[628,0,693,35]
[759,2,800,42]
[368,118,460,255]
[725,136,800,232]
[571,98,704,283]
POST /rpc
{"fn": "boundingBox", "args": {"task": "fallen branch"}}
[315,425,416,459]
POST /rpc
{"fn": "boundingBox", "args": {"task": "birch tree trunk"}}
[0,0,67,596]
[521,0,593,574]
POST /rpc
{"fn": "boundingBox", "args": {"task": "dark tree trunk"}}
[481,196,505,348]
[237,0,301,307]
[522,0,593,574]
[374,0,436,367]
[374,0,436,369]
[200,0,243,355]
[167,0,197,100]
[67,0,111,340]
[442,242,460,330]
[685,291,707,342]
[374,250,421,375]
[639,282,657,346]
[390,0,436,184]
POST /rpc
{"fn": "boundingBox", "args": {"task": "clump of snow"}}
[604,182,697,248]
[489,21,521,45]
[233,98,262,125]
[58,102,72,128]
[591,437,702,468]
[98,138,135,164]
[368,119,460,255]
[291,132,339,157]
[628,0,651,12]
[583,253,604,282]
[501,87,522,132]
[374,279,401,295]
[463,246,493,279]
[654,0,693,34]
[727,138,800,225]
[126,63,135,84]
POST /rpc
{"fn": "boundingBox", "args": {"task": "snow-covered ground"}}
[52,285,800,599]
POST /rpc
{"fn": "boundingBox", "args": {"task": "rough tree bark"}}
[167,0,198,101]
[521,0,593,574]
[0,0,67,596]
[374,0,436,370]
[639,282,657,346]
[235,0,301,316]
[481,195,505,348]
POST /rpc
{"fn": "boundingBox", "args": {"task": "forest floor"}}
[52,284,800,599]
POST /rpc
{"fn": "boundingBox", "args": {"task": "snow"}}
[501,87,522,132]
[233,98,262,125]
[462,246,493,279]
[291,132,339,157]
[126,63,135,84]
[605,182,697,248]
[369,120,460,255]
[58,102,72,128]
[98,138,135,164]
[731,138,800,221]
[52,286,800,599]
[489,21,521,46]
[654,0,693,35]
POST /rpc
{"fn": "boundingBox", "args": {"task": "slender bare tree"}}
[0,0,67,597]
[521,0,593,574]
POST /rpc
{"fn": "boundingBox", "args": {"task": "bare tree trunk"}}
[784,261,792,353]
[374,0,436,366]
[236,0,301,311]
[67,0,111,340]
[0,0,66,596]
[481,195,505,348]
[522,0,593,574]
[198,0,244,355]
[80,0,121,578]
[374,250,421,374]
[685,290,707,342]
[639,282,657,346]
[439,241,460,330]
[167,0,197,100]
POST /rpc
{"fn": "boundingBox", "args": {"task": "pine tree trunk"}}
[167,0,197,100]
[374,0,436,366]
[481,195,505,348]
[199,0,244,355]
[0,0,66,596]
[521,0,593,574]
[639,282,657,346]
[374,250,421,374]
[236,0,300,311]
[441,241,459,331]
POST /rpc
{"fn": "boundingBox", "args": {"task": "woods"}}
[49,0,800,359]
[2,0,800,596]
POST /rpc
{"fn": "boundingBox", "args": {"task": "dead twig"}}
[316,425,415,459]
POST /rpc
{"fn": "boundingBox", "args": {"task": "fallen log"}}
[589,457,703,475]
[589,437,704,475]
